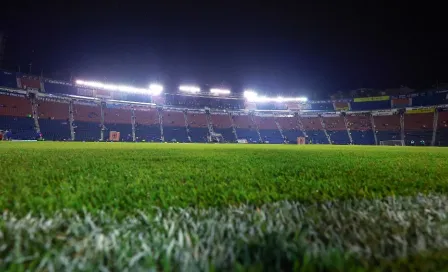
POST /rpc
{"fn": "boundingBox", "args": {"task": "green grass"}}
[1,142,448,270]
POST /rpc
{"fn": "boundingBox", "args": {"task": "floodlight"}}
[243,90,257,98]
[210,88,231,95]
[75,79,155,95]
[179,85,201,93]
[149,84,164,95]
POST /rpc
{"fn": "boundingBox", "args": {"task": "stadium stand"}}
[0,91,36,140]
[310,102,334,111]
[373,113,402,143]
[346,113,375,145]
[73,102,101,141]
[2,69,448,146]
[404,112,434,145]
[301,116,328,144]
[104,104,133,142]
[256,102,287,110]
[37,99,71,141]
[134,107,161,142]
[351,100,390,111]
[186,111,209,143]
[276,115,304,144]
[166,94,244,110]
[209,113,235,142]
[322,115,350,144]
[0,70,18,89]
[436,109,448,146]
[43,80,75,95]
[232,114,260,143]
[162,110,189,142]
[253,115,284,143]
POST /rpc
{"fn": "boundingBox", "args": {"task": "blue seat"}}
[259,129,284,143]
[214,128,236,142]
[375,131,401,143]
[104,123,133,141]
[404,130,433,145]
[74,121,100,141]
[436,128,448,146]
[189,127,209,143]
[328,130,350,144]
[282,130,305,144]
[163,126,189,142]
[0,116,36,140]
[350,130,375,145]
[40,119,71,141]
[305,130,328,144]
[236,128,259,143]
[135,125,161,142]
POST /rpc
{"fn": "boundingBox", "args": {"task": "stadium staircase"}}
[319,115,332,144]
[100,102,106,141]
[229,113,239,140]
[343,113,353,144]
[69,100,75,140]
[296,114,308,138]
[158,108,164,142]
[273,115,286,143]
[249,113,263,142]
[30,95,41,137]
[370,114,378,145]
[183,110,192,142]
[431,110,438,146]
[205,110,215,136]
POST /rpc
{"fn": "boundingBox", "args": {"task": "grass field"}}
[1,142,448,271]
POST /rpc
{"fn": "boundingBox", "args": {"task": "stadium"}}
[1,70,448,270]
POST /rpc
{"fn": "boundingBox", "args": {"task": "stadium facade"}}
[0,69,447,146]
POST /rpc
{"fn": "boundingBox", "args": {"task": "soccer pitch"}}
[1,142,447,270]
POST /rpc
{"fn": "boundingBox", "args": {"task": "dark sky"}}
[1,1,446,99]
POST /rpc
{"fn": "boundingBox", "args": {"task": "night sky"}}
[1,1,446,99]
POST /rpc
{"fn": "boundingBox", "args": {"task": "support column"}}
[30,95,41,136]
[69,100,75,141]
[370,113,378,145]
[131,107,136,142]
[205,109,215,135]
[100,101,105,141]
[183,110,191,142]
[158,107,164,142]
[400,111,405,143]
[229,113,238,141]
[342,113,353,144]
[431,109,438,146]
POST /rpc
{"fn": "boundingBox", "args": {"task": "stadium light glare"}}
[243,91,307,103]
[149,84,164,96]
[75,79,157,95]
[179,85,201,93]
[210,88,231,95]
[243,90,258,99]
